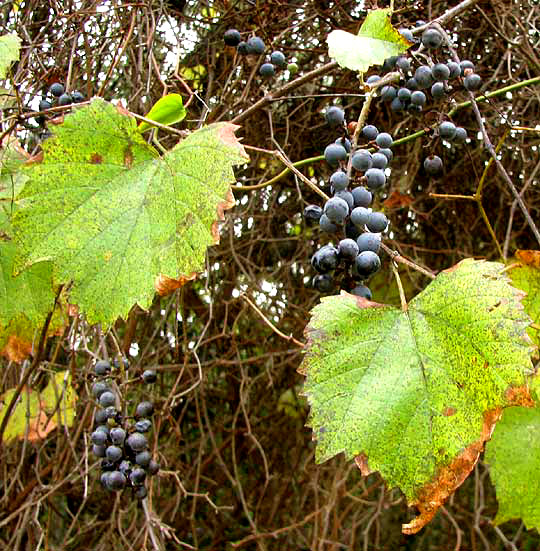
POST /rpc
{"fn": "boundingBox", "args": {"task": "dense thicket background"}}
[1,0,539,549]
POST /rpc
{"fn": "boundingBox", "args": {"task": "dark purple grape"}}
[324,143,347,166]
[127,432,148,452]
[356,232,381,253]
[110,427,126,446]
[364,168,386,190]
[304,204,323,221]
[338,238,359,261]
[350,207,370,228]
[464,73,482,91]
[319,214,338,233]
[135,419,152,433]
[424,155,443,175]
[92,381,109,398]
[91,430,108,446]
[106,445,123,462]
[94,360,111,376]
[106,471,127,491]
[366,212,389,233]
[130,468,147,485]
[311,245,339,273]
[325,106,345,127]
[421,28,443,49]
[247,36,265,55]
[330,170,349,191]
[439,121,457,140]
[259,63,275,78]
[355,251,381,277]
[224,29,241,46]
[136,450,152,468]
[99,391,116,408]
[323,196,349,223]
[270,51,287,68]
[135,401,154,418]
[313,274,333,292]
[352,186,372,208]
[49,82,64,97]
[351,285,372,300]
[142,369,157,383]
[351,150,372,172]
[371,152,388,169]
[362,125,378,141]
[147,460,160,476]
[375,133,393,148]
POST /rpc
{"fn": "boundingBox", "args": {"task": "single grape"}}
[127,432,148,452]
[362,124,378,141]
[414,65,433,89]
[259,63,275,78]
[405,78,419,91]
[335,137,351,152]
[447,61,461,79]
[324,143,347,166]
[375,133,393,148]
[397,87,411,102]
[454,127,468,142]
[313,274,333,292]
[311,245,339,273]
[147,460,160,476]
[366,75,381,86]
[135,401,154,418]
[110,427,126,446]
[439,121,457,140]
[135,486,148,499]
[319,213,338,233]
[415,20,427,26]
[95,425,110,435]
[247,36,265,55]
[39,99,52,111]
[95,360,111,376]
[355,251,381,277]
[113,358,129,370]
[106,445,123,462]
[421,28,443,49]
[224,29,241,46]
[99,391,116,408]
[407,103,423,114]
[364,168,386,191]
[351,186,372,208]
[350,207,370,228]
[390,97,404,112]
[130,468,147,485]
[71,91,85,103]
[119,460,132,475]
[304,204,323,221]
[237,41,249,55]
[396,56,411,72]
[325,106,345,127]
[398,28,414,42]
[459,60,475,75]
[351,285,372,300]
[380,85,397,102]
[49,82,64,97]
[371,152,388,169]
[287,62,299,74]
[410,90,426,106]
[356,232,381,253]
[351,150,372,172]
[92,381,109,398]
[424,155,443,175]
[378,148,393,162]
[94,409,108,425]
[334,190,354,210]
[330,170,349,191]
[338,238,359,261]
[100,471,112,488]
[431,82,446,99]
[432,63,450,82]
[58,93,72,106]
[135,419,152,433]
[104,406,118,420]
[324,196,349,223]
[464,73,482,91]
[270,51,287,68]
[366,212,389,233]
[382,56,398,73]
[142,369,157,383]
[92,444,106,457]
[136,450,152,468]
[107,471,127,491]
[91,430,108,446]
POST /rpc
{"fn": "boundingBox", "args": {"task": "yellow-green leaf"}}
[0,33,21,79]
[138,93,187,133]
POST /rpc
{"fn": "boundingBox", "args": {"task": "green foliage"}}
[301,259,533,501]
[509,260,540,347]
[0,33,20,78]
[485,405,540,530]
[12,99,248,325]
[0,138,28,231]
[0,370,76,443]
[138,93,187,133]
[327,9,411,73]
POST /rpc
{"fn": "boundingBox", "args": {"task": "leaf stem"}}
[391,260,408,312]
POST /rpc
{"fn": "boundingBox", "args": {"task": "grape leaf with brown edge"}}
[509,250,540,348]
[0,370,76,443]
[300,259,534,534]
[11,98,248,325]
[484,404,540,530]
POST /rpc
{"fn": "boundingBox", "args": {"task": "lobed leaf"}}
[300,259,534,533]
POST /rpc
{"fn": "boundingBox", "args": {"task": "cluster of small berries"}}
[304,107,397,299]
[39,82,85,112]
[89,359,159,499]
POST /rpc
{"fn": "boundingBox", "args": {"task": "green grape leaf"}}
[485,405,540,530]
[12,98,248,325]
[0,33,21,78]
[508,250,540,348]
[0,138,29,233]
[0,370,76,443]
[0,240,59,361]
[327,9,411,74]
[300,259,534,534]
[138,93,187,132]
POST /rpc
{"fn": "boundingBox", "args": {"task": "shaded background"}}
[1,0,539,549]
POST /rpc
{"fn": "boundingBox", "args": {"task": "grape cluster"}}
[374,25,480,173]
[304,107,397,299]
[90,359,159,499]
[223,29,297,78]
[39,82,85,112]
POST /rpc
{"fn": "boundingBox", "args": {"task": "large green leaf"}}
[12,98,248,325]
[0,138,29,233]
[327,9,411,73]
[0,33,21,78]
[0,370,76,443]
[485,405,540,530]
[509,251,540,348]
[301,259,534,533]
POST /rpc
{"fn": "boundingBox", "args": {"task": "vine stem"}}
[380,242,436,279]
[391,260,408,312]
[432,22,540,248]
[0,285,63,451]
